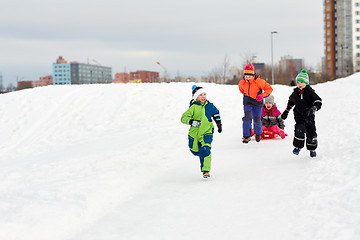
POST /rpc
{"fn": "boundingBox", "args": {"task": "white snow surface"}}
[0,75,360,240]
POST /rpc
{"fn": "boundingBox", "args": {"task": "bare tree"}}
[221,55,231,84]
[239,51,257,67]
[207,66,222,83]
[206,54,231,84]
[6,83,15,92]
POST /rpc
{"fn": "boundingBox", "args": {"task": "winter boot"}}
[203,171,210,178]
[255,135,261,142]
[242,136,251,144]
[279,129,286,139]
[293,147,301,155]
[310,150,317,158]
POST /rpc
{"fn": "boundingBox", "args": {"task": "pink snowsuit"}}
[261,105,286,139]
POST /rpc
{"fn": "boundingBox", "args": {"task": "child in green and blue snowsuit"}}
[181,85,222,178]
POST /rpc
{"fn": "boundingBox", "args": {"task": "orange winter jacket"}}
[238,73,273,107]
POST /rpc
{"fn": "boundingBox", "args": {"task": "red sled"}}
[251,129,278,139]
[261,130,277,139]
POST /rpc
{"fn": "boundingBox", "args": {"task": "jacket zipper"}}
[299,89,303,100]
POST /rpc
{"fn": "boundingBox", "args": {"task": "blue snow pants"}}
[242,105,263,137]
[190,133,213,172]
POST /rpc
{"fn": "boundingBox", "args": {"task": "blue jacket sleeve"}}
[211,104,221,121]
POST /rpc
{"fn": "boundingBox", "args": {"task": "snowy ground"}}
[0,75,359,240]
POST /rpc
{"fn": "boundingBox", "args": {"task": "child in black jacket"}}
[281,69,322,157]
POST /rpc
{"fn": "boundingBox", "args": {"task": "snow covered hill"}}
[0,75,359,240]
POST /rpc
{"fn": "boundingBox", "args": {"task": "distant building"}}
[229,66,241,79]
[279,55,303,78]
[252,63,266,76]
[17,75,53,90]
[33,75,53,87]
[324,0,360,78]
[52,56,71,84]
[129,70,159,83]
[114,73,131,83]
[53,56,112,85]
[17,81,33,91]
[71,62,112,84]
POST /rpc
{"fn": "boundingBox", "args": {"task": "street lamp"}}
[271,31,278,85]
[156,62,168,83]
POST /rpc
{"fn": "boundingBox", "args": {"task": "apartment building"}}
[53,56,112,85]
[324,0,360,78]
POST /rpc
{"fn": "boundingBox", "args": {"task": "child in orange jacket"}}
[238,63,273,143]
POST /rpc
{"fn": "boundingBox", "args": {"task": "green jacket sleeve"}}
[181,106,193,125]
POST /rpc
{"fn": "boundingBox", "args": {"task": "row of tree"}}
[223,64,332,86]
[0,83,16,93]
[203,54,333,86]
[0,54,337,93]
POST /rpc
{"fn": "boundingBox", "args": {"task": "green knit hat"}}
[296,69,309,85]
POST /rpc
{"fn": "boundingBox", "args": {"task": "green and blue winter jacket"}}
[181,100,221,152]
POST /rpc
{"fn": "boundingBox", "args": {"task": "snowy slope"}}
[0,76,359,240]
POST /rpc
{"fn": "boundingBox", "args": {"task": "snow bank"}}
[0,75,359,240]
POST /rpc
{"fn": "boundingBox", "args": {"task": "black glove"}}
[189,119,201,128]
[215,120,222,133]
[306,106,317,117]
[281,110,289,120]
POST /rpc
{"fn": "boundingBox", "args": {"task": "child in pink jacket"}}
[261,95,286,139]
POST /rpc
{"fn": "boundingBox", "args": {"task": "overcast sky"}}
[0,0,323,85]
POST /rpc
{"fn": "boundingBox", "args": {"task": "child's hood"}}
[293,84,313,93]
[189,99,209,107]
[262,104,281,117]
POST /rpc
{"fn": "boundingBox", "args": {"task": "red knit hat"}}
[244,63,255,75]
